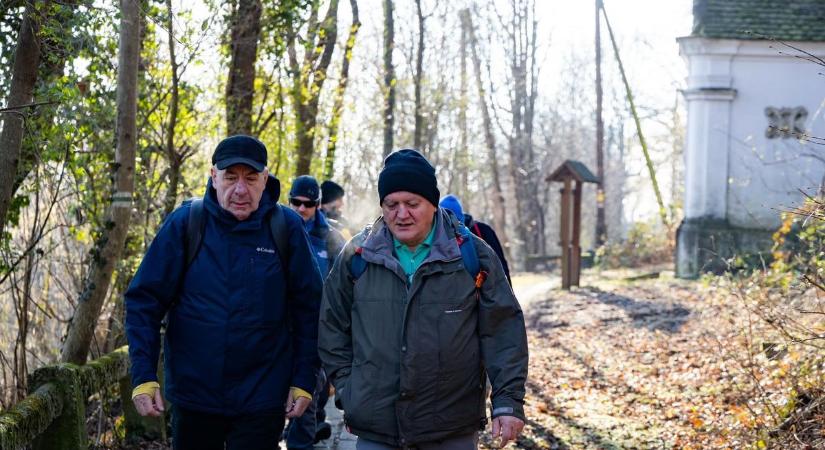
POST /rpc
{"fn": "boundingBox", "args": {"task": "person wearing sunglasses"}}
[285,175,346,450]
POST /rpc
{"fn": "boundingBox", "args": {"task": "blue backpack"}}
[349,222,487,288]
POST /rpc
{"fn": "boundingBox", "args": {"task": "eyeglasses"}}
[289,198,318,208]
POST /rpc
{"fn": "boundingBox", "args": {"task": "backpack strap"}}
[268,204,290,266]
[348,225,372,281]
[350,248,368,280]
[184,198,206,270]
[455,224,481,281]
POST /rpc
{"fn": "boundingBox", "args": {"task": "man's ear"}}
[210,165,217,180]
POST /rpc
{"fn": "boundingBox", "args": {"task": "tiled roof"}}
[547,160,600,184]
[692,0,825,42]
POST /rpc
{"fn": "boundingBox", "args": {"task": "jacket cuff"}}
[490,398,525,421]
[291,386,313,401]
[132,381,160,400]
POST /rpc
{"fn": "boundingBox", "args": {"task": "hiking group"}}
[125,135,528,450]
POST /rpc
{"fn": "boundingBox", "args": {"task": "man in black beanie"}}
[319,149,528,450]
[320,180,351,236]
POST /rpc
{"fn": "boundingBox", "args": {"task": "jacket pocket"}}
[343,361,375,430]
[434,297,484,427]
[436,297,479,371]
[245,250,285,326]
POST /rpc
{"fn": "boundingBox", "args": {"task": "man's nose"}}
[396,205,410,218]
[235,180,249,195]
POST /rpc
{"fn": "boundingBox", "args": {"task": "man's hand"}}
[491,416,525,448]
[285,389,312,418]
[133,388,165,417]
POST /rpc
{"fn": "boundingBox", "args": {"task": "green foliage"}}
[768,195,825,291]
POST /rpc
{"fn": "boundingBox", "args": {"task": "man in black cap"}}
[126,135,323,450]
[319,149,528,450]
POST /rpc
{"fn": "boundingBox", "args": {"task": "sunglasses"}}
[289,198,318,208]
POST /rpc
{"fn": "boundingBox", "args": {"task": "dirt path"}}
[509,269,743,450]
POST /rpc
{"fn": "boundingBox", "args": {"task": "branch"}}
[0,101,58,113]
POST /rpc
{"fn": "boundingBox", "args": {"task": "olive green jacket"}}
[319,209,528,446]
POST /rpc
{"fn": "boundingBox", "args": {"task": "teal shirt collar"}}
[393,219,437,280]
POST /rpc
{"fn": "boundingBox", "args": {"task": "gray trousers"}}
[355,433,478,450]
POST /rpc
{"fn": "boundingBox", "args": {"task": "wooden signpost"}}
[547,160,599,289]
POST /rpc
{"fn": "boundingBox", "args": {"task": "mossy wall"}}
[0,346,132,450]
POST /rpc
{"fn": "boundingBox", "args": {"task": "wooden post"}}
[560,178,572,289]
[572,181,583,286]
[548,160,598,290]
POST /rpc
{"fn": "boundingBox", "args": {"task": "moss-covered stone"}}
[78,346,130,399]
[0,383,63,450]
[28,364,86,450]
[0,346,144,450]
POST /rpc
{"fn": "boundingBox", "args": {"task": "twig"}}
[0,101,58,113]
[769,396,825,436]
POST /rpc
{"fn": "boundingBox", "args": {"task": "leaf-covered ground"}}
[499,268,824,450]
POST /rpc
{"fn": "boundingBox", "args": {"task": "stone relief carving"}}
[765,106,807,139]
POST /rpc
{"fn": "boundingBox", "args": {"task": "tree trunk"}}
[226,0,262,136]
[381,0,395,158]
[290,0,340,176]
[461,9,510,260]
[456,6,468,194]
[595,0,606,246]
[163,0,181,216]
[412,0,425,150]
[324,0,360,180]
[602,4,669,228]
[503,0,540,265]
[60,0,140,365]
[0,3,43,236]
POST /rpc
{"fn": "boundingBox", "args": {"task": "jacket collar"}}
[360,208,463,267]
[305,209,331,239]
[203,174,280,229]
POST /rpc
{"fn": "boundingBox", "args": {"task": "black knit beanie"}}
[289,175,321,200]
[321,180,345,204]
[377,149,440,206]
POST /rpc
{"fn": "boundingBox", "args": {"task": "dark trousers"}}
[355,433,479,450]
[172,405,285,450]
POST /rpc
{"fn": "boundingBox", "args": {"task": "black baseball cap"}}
[212,135,267,172]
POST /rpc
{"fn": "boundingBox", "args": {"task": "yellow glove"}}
[131,381,160,400]
[291,386,312,401]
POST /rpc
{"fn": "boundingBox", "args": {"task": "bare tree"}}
[412,0,426,150]
[461,8,509,258]
[499,0,541,263]
[161,0,192,216]
[0,3,43,236]
[60,0,140,364]
[226,0,263,135]
[382,0,395,158]
[324,0,360,180]
[595,0,606,246]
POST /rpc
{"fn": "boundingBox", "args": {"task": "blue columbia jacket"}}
[125,175,323,415]
[303,210,346,278]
